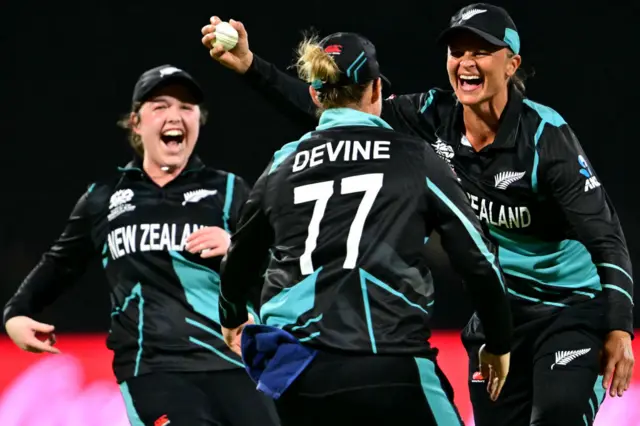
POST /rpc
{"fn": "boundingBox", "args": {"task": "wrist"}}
[239,51,254,74]
[607,330,632,340]
[220,304,248,329]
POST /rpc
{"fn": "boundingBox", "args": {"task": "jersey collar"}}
[316,108,394,131]
[436,82,523,151]
[118,154,205,176]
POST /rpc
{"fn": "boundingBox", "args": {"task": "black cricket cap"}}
[311,32,391,90]
[132,65,205,105]
[437,3,520,54]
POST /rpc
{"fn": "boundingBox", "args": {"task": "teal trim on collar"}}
[316,108,393,131]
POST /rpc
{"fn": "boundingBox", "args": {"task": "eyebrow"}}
[148,96,197,106]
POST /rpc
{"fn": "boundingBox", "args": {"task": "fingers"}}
[200,16,222,39]
[31,321,55,334]
[185,236,222,252]
[201,16,220,51]
[25,337,60,354]
[200,246,227,258]
[490,372,507,401]
[624,356,635,391]
[221,325,243,356]
[480,362,506,401]
[480,362,490,383]
[229,19,247,37]
[202,16,246,55]
[201,32,216,48]
[610,358,634,397]
[209,44,227,59]
[186,227,219,246]
[186,241,222,254]
[486,367,496,397]
[186,227,211,240]
[201,24,214,36]
[485,365,494,395]
[186,227,229,255]
[602,360,616,393]
[609,363,623,397]
[35,331,56,346]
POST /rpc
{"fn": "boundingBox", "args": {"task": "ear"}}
[130,112,141,135]
[309,86,323,109]
[371,78,382,104]
[506,53,522,78]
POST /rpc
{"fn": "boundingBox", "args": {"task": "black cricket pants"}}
[463,295,607,426]
[119,369,281,426]
[274,350,464,426]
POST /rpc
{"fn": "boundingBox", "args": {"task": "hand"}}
[201,16,253,74]
[5,316,60,354]
[478,344,510,401]
[221,313,255,356]
[601,330,634,397]
[185,226,231,258]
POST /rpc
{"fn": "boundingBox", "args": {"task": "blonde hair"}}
[507,51,531,94]
[117,102,208,156]
[294,33,370,116]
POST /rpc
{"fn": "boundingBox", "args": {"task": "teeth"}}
[460,75,481,80]
[163,130,183,136]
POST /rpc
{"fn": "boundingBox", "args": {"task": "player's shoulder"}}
[423,86,457,109]
[268,131,316,175]
[521,97,577,149]
[522,98,568,131]
[388,86,456,115]
[83,167,130,212]
[194,166,251,195]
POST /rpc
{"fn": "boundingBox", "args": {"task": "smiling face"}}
[446,31,521,107]
[132,83,201,172]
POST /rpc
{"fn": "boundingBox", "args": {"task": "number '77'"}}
[293,173,384,275]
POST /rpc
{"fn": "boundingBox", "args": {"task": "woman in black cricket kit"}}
[4,65,280,426]
[215,31,513,426]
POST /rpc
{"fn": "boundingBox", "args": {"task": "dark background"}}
[1,0,638,332]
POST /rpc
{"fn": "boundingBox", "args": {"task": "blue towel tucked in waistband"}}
[241,324,318,399]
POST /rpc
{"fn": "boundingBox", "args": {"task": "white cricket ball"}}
[214,22,238,51]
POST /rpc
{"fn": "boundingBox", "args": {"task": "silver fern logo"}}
[494,171,526,190]
[551,348,591,370]
[182,189,217,205]
[455,8,487,24]
[159,66,181,77]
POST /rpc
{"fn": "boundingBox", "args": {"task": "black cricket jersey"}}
[219,108,512,356]
[3,155,253,382]
[240,54,634,336]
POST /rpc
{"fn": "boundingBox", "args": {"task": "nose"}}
[165,105,182,123]
[459,53,477,68]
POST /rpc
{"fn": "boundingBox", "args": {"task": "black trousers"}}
[119,369,281,426]
[463,296,607,426]
[275,351,464,426]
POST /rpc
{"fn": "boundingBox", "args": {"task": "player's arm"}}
[219,167,274,329]
[243,54,318,127]
[3,187,99,324]
[422,147,513,356]
[245,55,444,138]
[538,123,634,396]
[538,124,634,336]
[201,19,444,138]
[225,173,251,233]
[381,88,447,140]
[224,174,265,312]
